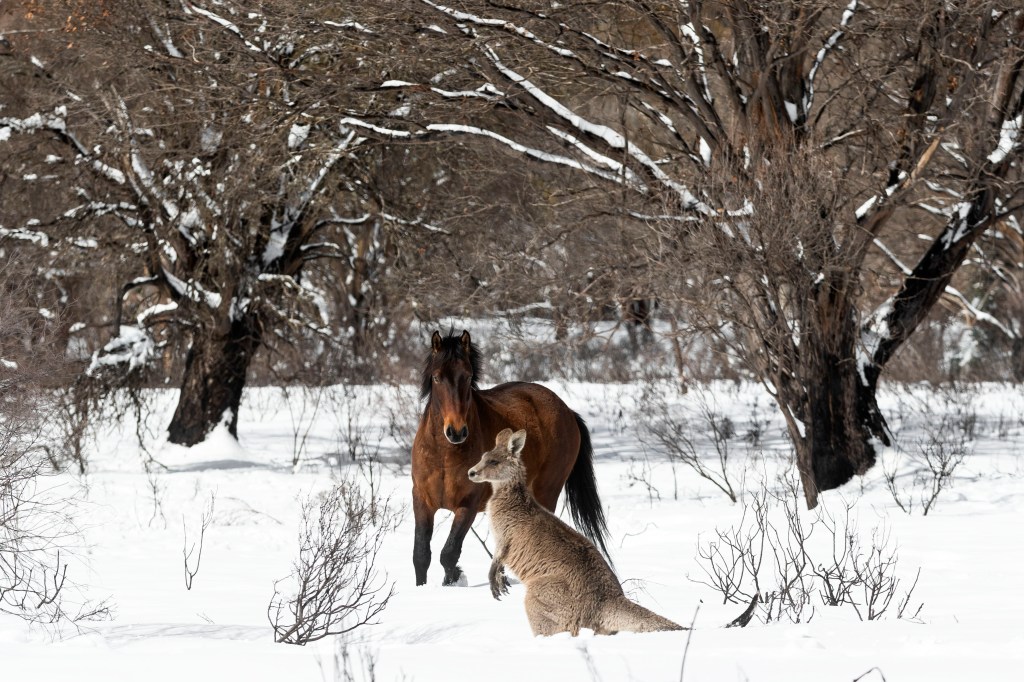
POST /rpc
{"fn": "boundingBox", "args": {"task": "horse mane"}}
[420,328,483,400]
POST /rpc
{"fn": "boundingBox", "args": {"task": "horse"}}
[411,329,610,586]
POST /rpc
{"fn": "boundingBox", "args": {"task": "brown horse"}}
[412,329,610,586]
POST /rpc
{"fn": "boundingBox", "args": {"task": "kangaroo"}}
[468,428,684,636]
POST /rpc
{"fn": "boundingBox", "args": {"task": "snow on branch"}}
[987,112,1022,165]
[803,0,858,118]
[146,15,185,58]
[419,0,575,58]
[338,117,635,186]
[481,49,710,211]
[0,107,68,136]
[264,130,362,268]
[681,22,712,105]
[379,212,450,235]
[162,268,223,310]
[379,79,501,102]
[86,325,156,376]
[0,226,49,246]
[182,1,264,54]
[2,106,130,185]
[872,237,1016,339]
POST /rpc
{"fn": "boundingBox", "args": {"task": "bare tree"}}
[342,0,1024,506]
[0,1,432,446]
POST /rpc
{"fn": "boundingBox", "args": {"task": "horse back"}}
[476,381,581,508]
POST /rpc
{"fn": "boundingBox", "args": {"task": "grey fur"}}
[469,428,684,636]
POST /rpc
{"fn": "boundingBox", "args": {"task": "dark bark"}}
[792,346,891,509]
[1013,337,1024,383]
[873,188,997,371]
[776,288,893,509]
[167,314,261,446]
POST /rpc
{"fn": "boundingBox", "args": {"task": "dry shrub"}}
[268,478,398,645]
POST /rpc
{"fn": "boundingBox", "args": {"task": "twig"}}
[679,601,701,682]
[470,526,493,559]
[852,667,888,682]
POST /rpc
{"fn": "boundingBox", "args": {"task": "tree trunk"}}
[1013,337,1024,383]
[775,294,893,509]
[787,349,891,509]
[167,314,261,446]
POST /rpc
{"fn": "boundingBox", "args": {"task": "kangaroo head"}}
[468,428,527,484]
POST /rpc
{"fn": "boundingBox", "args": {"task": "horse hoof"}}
[442,569,468,587]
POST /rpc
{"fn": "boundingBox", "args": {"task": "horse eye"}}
[432,375,440,383]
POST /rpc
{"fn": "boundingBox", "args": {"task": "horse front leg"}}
[412,489,434,586]
[439,505,476,586]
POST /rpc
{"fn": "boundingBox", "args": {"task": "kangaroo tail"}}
[600,597,684,634]
[564,413,613,565]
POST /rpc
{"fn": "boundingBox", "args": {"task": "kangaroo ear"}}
[431,330,442,353]
[507,429,527,457]
[494,428,514,447]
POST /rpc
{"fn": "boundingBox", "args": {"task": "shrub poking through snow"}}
[692,474,923,623]
[1,265,110,626]
[640,382,742,502]
[884,384,976,516]
[268,479,398,644]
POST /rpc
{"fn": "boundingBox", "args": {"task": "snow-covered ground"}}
[2,381,1023,681]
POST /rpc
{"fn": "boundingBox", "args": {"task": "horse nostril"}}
[445,425,455,440]
[459,425,468,440]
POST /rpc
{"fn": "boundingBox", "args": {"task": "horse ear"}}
[431,330,442,353]
[460,330,471,352]
[507,429,527,457]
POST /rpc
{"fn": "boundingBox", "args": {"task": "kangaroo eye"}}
[488,459,499,465]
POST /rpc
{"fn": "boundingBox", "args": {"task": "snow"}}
[940,201,974,250]
[263,226,289,265]
[136,302,179,325]
[162,269,223,310]
[4,382,1024,680]
[987,113,1021,164]
[804,0,858,114]
[784,100,799,123]
[85,325,156,375]
[698,137,711,166]
[324,20,373,34]
[855,195,877,220]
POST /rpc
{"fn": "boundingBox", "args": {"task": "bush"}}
[268,478,398,645]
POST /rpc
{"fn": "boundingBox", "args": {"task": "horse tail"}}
[564,413,613,565]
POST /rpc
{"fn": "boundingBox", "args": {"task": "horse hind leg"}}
[598,597,684,634]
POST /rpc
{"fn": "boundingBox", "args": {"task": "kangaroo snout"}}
[468,466,480,480]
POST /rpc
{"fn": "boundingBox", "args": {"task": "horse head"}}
[422,329,480,445]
